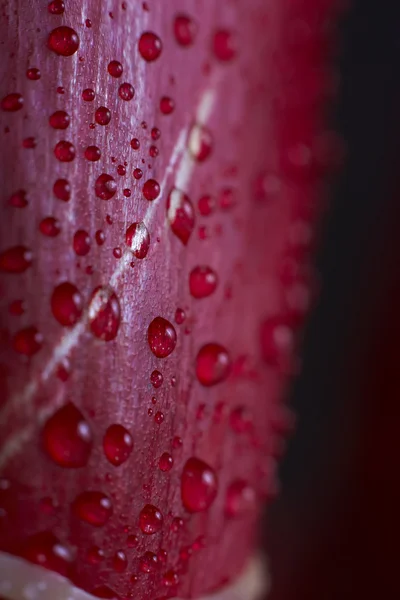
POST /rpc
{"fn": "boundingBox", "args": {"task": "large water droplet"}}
[95,106,111,126]
[148,317,177,358]
[51,282,83,326]
[260,315,294,372]
[13,326,43,356]
[1,93,23,111]
[195,343,231,386]
[49,110,70,129]
[103,424,133,466]
[88,286,121,341]
[139,504,163,534]
[225,480,256,517]
[181,457,218,513]
[85,145,101,161]
[166,188,195,245]
[118,82,135,101]
[53,178,71,201]
[72,491,113,526]
[48,26,79,57]
[189,266,218,298]
[142,178,160,201]
[125,222,150,259]
[108,60,123,78]
[42,402,92,468]
[54,140,75,162]
[112,550,127,573]
[20,532,73,576]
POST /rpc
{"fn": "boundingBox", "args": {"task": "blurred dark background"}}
[267,1,400,598]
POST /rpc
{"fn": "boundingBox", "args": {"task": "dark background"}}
[266,2,400,598]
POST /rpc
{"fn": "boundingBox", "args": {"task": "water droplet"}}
[127,534,139,548]
[87,546,105,564]
[49,110,70,129]
[219,187,235,210]
[154,411,164,424]
[197,194,215,216]
[160,96,175,115]
[42,402,92,467]
[148,317,177,358]
[112,550,127,572]
[174,14,197,46]
[53,178,71,201]
[188,123,213,162]
[73,230,91,256]
[20,532,72,576]
[225,480,256,517]
[95,174,117,200]
[51,282,83,326]
[26,67,41,80]
[196,343,230,386]
[85,145,101,161]
[9,299,25,316]
[138,32,162,62]
[118,82,135,101]
[142,178,160,201]
[22,136,36,149]
[133,168,143,180]
[117,164,126,176]
[150,369,163,388]
[139,504,163,534]
[88,286,121,341]
[260,316,294,372]
[39,216,61,237]
[48,26,80,57]
[103,424,133,466]
[95,230,105,245]
[9,189,28,208]
[1,93,23,112]
[108,60,123,78]
[95,106,111,125]
[181,457,218,513]
[125,222,150,259]
[48,0,65,15]
[229,406,253,434]
[72,491,113,526]
[212,29,236,61]
[166,188,195,245]
[54,140,75,162]
[175,308,185,324]
[139,551,158,573]
[159,452,173,472]
[130,137,140,150]
[0,245,32,273]
[189,266,218,298]
[149,145,158,158]
[13,326,43,356]
[172,436,182,449]
[82,88,95,102]
[163,570,179,588]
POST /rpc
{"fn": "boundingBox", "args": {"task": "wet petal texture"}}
[0,1,340,599]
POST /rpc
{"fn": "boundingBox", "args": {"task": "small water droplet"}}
[229,406,253,434]
[53,178,71,201]
[72,491,113,526]
[95,174,117,200]
[39,216,61,237]
[159,452,173,472]
[138,32,162,62]
[49,110,70,129]
[212,29,236,62]
[54,140,75,162]
[133,168,143,179]
[87,546,105,564]
[188,123,213,162]
[174,14,197,46]
[112,550,127,572]
[181,458,218,513]
[142,178,160,201]
[150,369,163,388]
[118,82,135,101]
[0,246,32,273]
[125,222,150,259]
[48,26,80,57]
[225,480,256,517]
[89,286,121,341]
[26,67,41,80]
[163,570,179,588]
[51,282,83,326]
[22,136,36,149]
[260,316,295,372]
[84,145,101,161]
[108,60,123,78]
[73,230,91,256]
[195,343,231,386]
[175,308,185,324]
[1,93,23,112]
[95,230,105,245]
[154,411,164,424]
[189,266,218,298]
[48,0,65,15]
[130,138,140,150]
[197,194,215,216]
[13,326,43,356]
[42,402,92,468]
[160,96,175,115]
[20,532,72,576]
[148,317,177,358]
[139,504,163,534]
[166,188,195,245]
[95,106,111,126]
[127,534,139,548]
[139,551,158,573]
[103,424,133,466]
[9,189,28,208]
[82,88,95,102]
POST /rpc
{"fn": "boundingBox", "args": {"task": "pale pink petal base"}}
[0,552,268,600]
